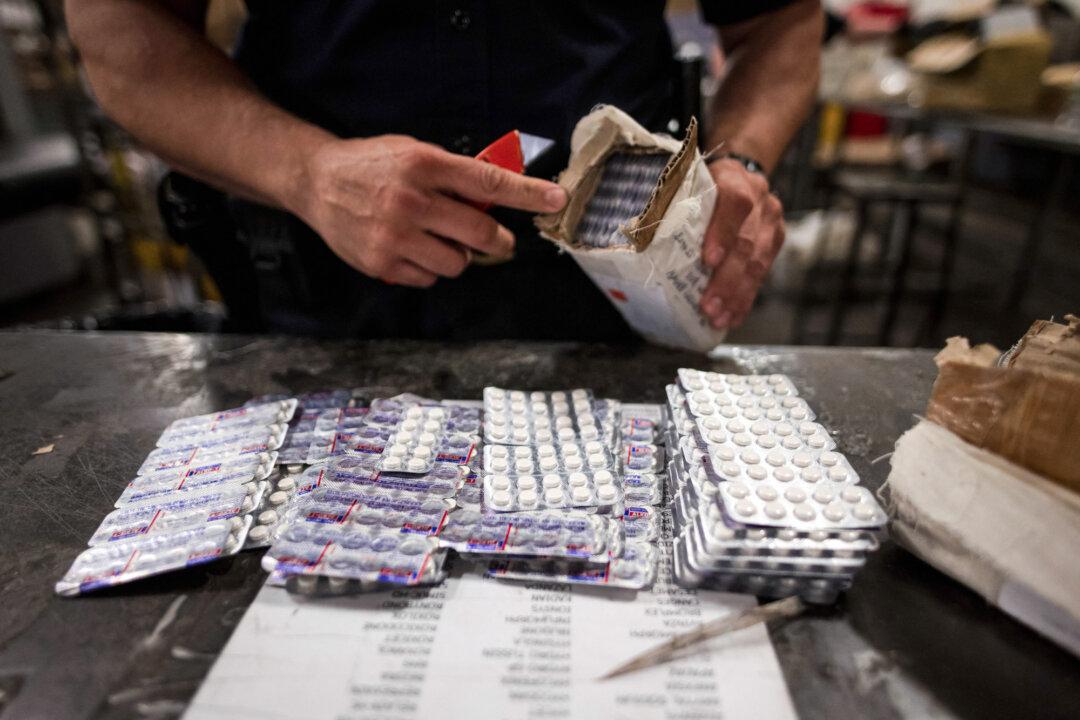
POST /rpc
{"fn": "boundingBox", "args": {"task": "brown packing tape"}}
[535,116,698,252]
[926,317,1080,495]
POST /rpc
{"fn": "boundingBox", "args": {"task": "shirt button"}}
[452,135,472,154]
[449,9,471,30]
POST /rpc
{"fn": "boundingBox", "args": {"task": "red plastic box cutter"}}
[470,130,555,211]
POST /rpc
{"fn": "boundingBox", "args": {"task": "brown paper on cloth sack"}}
[888,420,1080,658]
[925,315,1080,495]
[535,105,724,353]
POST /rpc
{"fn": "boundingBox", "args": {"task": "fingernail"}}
[544,186,567,211]
[712,311,732,329]
[703,296,723,316]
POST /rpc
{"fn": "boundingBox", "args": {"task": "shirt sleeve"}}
[698,0,801,26]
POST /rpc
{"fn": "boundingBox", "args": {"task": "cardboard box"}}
[908,31,1053,114]
[535,106,724,353]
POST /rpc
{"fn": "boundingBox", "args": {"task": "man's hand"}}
[297,135,567,287]
[699,158,785,329]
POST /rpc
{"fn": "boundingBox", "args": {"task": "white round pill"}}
[794,504,816,521]
[784,488,807,504]
[756,435,777,449]
[809,435,829,449]
[593,470,614,485]
[726,419,746,434]
[515,459,534,474]
[749,421,769,436]
[813,487,835,504]
[820,451,839,467]
[564,455,583,470]
[799,422,818,436]
[792,452,812,468]
[277,477,295,492]
[269,491,288,505]
[764,502,786,519]
[711,521,736,541]
[727,482,749,499]
[747,528,766,540]
[490,446,509,459]
[402,419,418,432]
[406,406,423,418]
[802,467,823,483]
[790,407,808,420]
[512,429,530,443]
[748,465,767,480]
[489,414,507,427]
[766,450,786,467]
[756,485,778,501]
[518,489,538,506]
[422,419,440,432]
[389,443,409,457]
[571,486,591,503]
[542,474,562,490]
[490,457,508,473]
[516,476,537,490]
[774,422,794,437]
[248,525,270,543]
[737,396,756,409]
[490,474,511,490]
[853,503,878,522]
[550,391,566,402]
[407,458,427,472]
[707,429,727,444]
[258,509,279,526]
[413,445,432,459]
[823,503,847,522]
[841,486,863,504]
[714,446,736,462]
[735,500,756,517]
[418,432,436,446]
[767,409,784,421]
[557,428,576,442]
[584,440,603,454]
[539,456,558,472]
[544,488,564,505]
[383,456,403,471]
[722,462,741,478]
[597,484,617,503]
[569,472,589,487]
[733,433,753,447]
[492,490,512,507]
[739,450,760,465]
[587,453,607,468]
[782,435,802,450]
[511,415,528,429]
[533,417,551,430]
[555,416,573,430]
[774,467,795,482]
[702,416,723,430]
[531,401,547,414]
[537,444,556,458]
[561,443,581,456]
[580,426,599,440]
[828,466,849,482]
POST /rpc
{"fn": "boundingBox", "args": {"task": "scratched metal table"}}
[1,331,1077,720]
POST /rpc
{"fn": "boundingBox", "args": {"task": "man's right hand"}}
[295,135,568,287]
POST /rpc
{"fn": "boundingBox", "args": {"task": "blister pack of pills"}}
[483,387,603,445]
[263,524,448,587]
[483,468,622,512]
[621,508,661,542]
[56,517,252,596]
[139,437,282,476]
[665,369,885,603]
[115,455,276,506]
[91,484,266,545]
[487,542,659,590]
[57,400,301,596]
[437,509,621,562]
[161,400,298,436]
[482,441,614,475]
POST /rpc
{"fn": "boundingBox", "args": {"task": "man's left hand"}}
[699,158,785,329]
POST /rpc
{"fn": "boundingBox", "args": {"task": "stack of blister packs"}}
[475,388,664,590]
[56,387,668,597]
[258,395,482,594]
[666,369,887,603]
[55,400,298,596]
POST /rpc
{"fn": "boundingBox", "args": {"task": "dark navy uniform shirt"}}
[235,1,796,154]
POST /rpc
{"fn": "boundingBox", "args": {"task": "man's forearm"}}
[706,0,823,172]
[65,0,333,214]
